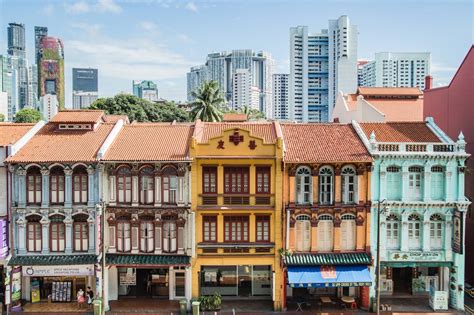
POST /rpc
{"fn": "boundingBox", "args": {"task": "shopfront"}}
[199,265,272,298]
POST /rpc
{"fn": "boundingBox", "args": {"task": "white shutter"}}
[303,221,311,251]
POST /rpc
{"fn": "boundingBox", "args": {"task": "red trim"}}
[202,215,217,243]
[255,215,270,242]
[202,166,217,194]
[223,215,249,243]
[224,167,249,194]
[162,219,178,253]
[139,219,155,253]
[116,219,132,253]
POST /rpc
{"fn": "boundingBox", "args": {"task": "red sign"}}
[320,266,336,279]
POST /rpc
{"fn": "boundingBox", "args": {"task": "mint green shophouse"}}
[352,118,470,311]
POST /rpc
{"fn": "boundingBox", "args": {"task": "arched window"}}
[296,167,311,205]
[27,215,42,252]
[140,216,154,253]
[341,166,357,204]
[162,215,177,253]
[73,166,88,205]
[116,215,131,253]
[139,167,154,205]
[386,166,401,200]
[73,214,89,252]
[117,166,132,204]
[317,215,333,251]
[408,214,421,250]
[431,166,445,201]
[430,214,443,249]
[295,215,311,252]
[50,166,65,205]
[50,215,65,252]
[162,167,178,205]
[27,166,42,205]
[319,166,334,205]
[340,214,356,251]
[408,166,423,201]
[386,214,400,249]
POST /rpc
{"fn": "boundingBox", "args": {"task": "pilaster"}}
[64,168,73,208]
[422,212,430,252]
[17,168,27,208]
[445,213,453,261]
[88,215,95,253]
[41,168,50,208]
[401,163,409,202]
[400,213,409,252]
[87,166,95,208]
[64,211,73,254]
[423,162,431,202]
[40,213,50,254]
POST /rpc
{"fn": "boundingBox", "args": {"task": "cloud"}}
[97,0,122,13]
[41,3,55,15]
[177,33,194,43]
[185,1,198,12]
[431,63,458,73]
[71,23,102,37]
[65,1,90,14]
[140,21,158,31]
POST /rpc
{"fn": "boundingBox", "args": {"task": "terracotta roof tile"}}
[50,110,104,124]
[223,113,247,122]
[104,115,130,124]
[359,122,441,143]
[366,99,424,121]
[0,123,35,146]
[8,122,115,163]
[197,122,277,144]
[103,124,193,161]
[357,87,422,96]
[281,123,372,163]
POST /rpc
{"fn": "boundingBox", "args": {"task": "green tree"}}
[89,93,189,122]
[0,113,5,122]
[14,108,41,123]
[240,105,265,121]
[190,80,224,122]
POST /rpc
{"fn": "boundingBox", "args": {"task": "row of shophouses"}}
[0,110,470,312]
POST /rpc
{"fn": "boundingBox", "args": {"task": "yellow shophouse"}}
[190,117,284,310]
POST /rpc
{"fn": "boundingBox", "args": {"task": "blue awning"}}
[288,265,372,288]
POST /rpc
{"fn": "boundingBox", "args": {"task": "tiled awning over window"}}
[284,252,371,266]
[8,254,97,266]
[106,254,190,266]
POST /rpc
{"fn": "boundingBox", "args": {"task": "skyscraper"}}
[7,23,26,58]
[187,65,207,101]
[188,50,274,117]
[72,68,98,109]
[289,16,358,122]
[132,80,159,102]
[28,64,38,107]
[273,73,289,120]
[232,69,260,111]
[34,26,48,64]
[359,52,431,89]
[38,36,65,109]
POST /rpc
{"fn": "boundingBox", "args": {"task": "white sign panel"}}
[22,265,94,277]
[119,272,136,285]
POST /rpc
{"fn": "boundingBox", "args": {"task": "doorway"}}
[392,268,412,294]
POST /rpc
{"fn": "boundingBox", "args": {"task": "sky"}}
[1,0,473,105]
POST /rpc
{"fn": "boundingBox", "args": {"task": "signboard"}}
[31,278,40,303]
[390,251,443,261]
[452,210,463,254]
[0,219,8,258]
[119,270,136,285]
[22,265,94,277]
[429,278,448,310]
[10,266,22,311]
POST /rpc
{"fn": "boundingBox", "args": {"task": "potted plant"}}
[199,292,222,311]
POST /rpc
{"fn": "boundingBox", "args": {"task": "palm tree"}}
[190,81,224,122]
[241,105,265,121]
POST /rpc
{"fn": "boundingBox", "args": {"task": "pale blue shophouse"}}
[352,118,470,311]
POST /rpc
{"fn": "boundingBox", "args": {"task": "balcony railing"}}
[199,194,274,207]
[376,143,456,153]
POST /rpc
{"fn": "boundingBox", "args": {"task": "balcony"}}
[199,194,274,209]
[197,242,275,255]
[375,143,456,153]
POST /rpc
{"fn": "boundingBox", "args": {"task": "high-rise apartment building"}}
[34,26,48,63]
[7,23,26,58]
[357,60,369,86]
[187,65,207,101]
[1,55,14,121]
[289,15,358,122]
[72,68,98,108]
[132,80,159,102]
[38,36,65,109]
[273,73,289,120]
[8,55,29,110]
[232,69,260,111]
[38,94,59,121]
[28,64,38,108]
[188,50,274,118]
[360,52,431,89]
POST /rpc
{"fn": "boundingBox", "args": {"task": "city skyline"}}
[0,0,472,104]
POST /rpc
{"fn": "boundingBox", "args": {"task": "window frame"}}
[386,166,402,200]
[319,166,334,205]
[116,216,132,253]
[408,166,423,201]
[256,167,271,195]
[256,215,271,242]
[224,167,250,195]
[49,215,65,252]
[202,215,217,243]
[295,215,311,252]
[139,166,155,205]
[295,166,312,205]
[73,166,88,205]
[162,167,178,205]
[139,217,155,253]
[202,167,217,194]
[340,214,356,251]
[27,216,42,252]
[27,167,42,206]
[73,214,89,252]
[224,215,249,243]
[50,167,65,205]
[386,214,400,249]
[162,217,178,253]
[430,166,445,201]
[341,166,357,204]
[430,214,443,250]
[408,214,421,249]
[317,214,334,252]
[116,166,132,204]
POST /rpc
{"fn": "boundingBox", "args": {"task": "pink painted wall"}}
[424,46,474,283]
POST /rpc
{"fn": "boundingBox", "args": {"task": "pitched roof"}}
[50,110,104,124]
[195,121,278,144]
[0,123,35,146]
[8,122,115,163]
[104,115,130,124]
[223,113,247,122]
[103,123,193,161]
[364,98,424,121]
[359,122,442,143]
[357,87,422,97]
[281,123,372,163]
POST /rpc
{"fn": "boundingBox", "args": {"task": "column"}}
[400,214,409,252]
[310,219,318,252]
[65,214,73,254]
[333,216,341,252]
[379,218,387,260]
[379,164,387,201]
[289,174,296,204]
[249,165,256,198]
[401,164,409,202]
[87,166,95,208]
[458,163,466,201]
[249,214,256,243]
[334,168,341,203]
[185,267,192,307]
[423,163,431,202]
[422,212,430,252]
[17,168,27,208]
[109,173,116,205]
[41,215,50,254]
[217,165,224,205]
[169,267,175,299]
[289,219,295,250]
[88,216,96,253]
[356,213,365,251]
[132,173,139,207]
[64,168,73,208]
[444,167,452,201]
[154,173,161,206]
[445,213,453,261]
[41,168,50,208]
[17,210,27,254]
